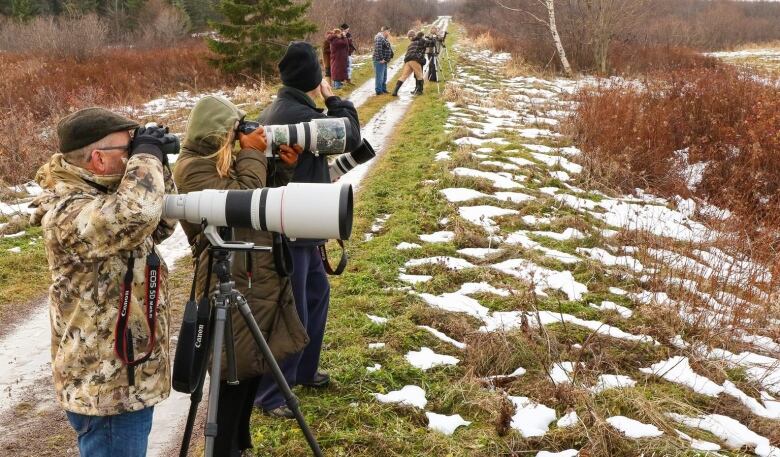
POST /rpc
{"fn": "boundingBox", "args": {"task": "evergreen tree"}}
[207,0,316,75]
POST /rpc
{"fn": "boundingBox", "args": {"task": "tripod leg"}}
[225,310,239,385]
[179,364,208,457]
[204,306,228,457]
[236,297,324,457]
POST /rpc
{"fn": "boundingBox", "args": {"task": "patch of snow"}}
[456,247,502,259]
[669,413,780,456]
[675,430,722,452]
[435,151,452,161]
[591,374,637,394]
[606,416,663,439]
[399,274,433,284]
[440,187,490,203]
[417,325,466,349]
[456,282,511,297]
[7,247,21,254]
[491,258,588,300]
[557,411,579,428]
[453,167,524,189]
[537,451,579,457]
[368,343,386,349]
[550,361,579,385]
[485,367,527,381]
[509,396,557,438]
[640,356,724,397]
[396,242,422,250]
[405,347,459,370]
[577,247,644,272]
[367,364,382,373]
[420,231,455,243]
[425,412,471,435]
[405,256,476,271]
[459,205,519,233]
[590,301,633,318]
[374,385,427,409]
[2,231,25,239]
[367,314,388,325]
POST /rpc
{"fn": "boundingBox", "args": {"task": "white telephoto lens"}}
[262,183,353,240]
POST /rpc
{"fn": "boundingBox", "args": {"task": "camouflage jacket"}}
[30,153,177,416]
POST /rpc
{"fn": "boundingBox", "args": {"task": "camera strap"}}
[319,240,348,276]
[114,249,161,382]
[273,233,293,277]
[172,251,214,393]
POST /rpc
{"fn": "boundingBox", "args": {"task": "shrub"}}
[0,15,109,61]
[567,66,780,242]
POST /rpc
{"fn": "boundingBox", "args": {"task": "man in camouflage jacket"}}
[30,107,177,457]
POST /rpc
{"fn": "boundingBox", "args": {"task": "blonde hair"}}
[204,129,236,178]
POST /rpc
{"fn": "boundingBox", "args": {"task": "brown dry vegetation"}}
[0,42,230,185]
[567,66,780,245]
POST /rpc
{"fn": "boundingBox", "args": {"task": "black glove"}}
[130,125,169,164]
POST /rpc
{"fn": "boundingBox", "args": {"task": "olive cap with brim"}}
[57,107,139,153]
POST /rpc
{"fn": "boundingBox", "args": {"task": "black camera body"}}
[237,120,260,135]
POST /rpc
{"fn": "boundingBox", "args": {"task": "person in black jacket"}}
[392,31,427,96]
[253,41,361,419]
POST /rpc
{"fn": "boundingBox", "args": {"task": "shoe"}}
[299,371,330,388]
[413,79,424,95]
[391,80,403,96]
[264,405,294,419]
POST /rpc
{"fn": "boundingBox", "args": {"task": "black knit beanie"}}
[278,42,323,93]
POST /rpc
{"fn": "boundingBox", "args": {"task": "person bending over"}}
[392,30,427,96]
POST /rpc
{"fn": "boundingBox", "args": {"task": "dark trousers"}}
[254,246,331,411]
[215,377,261,457]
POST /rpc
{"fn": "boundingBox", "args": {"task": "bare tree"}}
[496,0,573,76]
[566,0,648,74]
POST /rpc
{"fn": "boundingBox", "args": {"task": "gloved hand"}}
[238,127,267,153]
[130,125,170,164]
[279,144,303,166]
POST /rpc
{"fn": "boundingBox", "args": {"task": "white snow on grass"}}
[491,258,588,300]
[396,242,422,250]
[509,396,557,438]
[556,411,579,428]
[440,187,491,203]
[485,367,527,381]
[435,151,452,161]
[722,380,780,420]
[399,274,433,284]
[494,191,535,203]
[404,256,476,271]
[590,301,634,318]
[418,325,466,349]
[458,205,519,233]
[550,361,579,385]
[669,413,780,456]
[506,157,536,167]
[2,231,25,239]
[481,160,520,171]
[367,314,388,325]
[456,282,511,297]
[640,356,724,397]
[374,385,427,409]
[456,247,503,259]
[530,228,586,241]
[7,247,21,254]
[537,450,579,457]
[590,374,637,394]
[452,167,523,189]
[416,292,489,319]
[529,152,583,174]
[425,412,471,435]
[367,364,382,373]
[368,343,386,349]
[405,347,459,370]
[577,247,644,272]
[606,416,663,439]
[675,430,722,452]
[419,231,455,243]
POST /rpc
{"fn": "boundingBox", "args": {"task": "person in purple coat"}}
[328,28,350,89]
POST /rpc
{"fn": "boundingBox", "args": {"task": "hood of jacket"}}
[182,95,245,156]
[30,153,122,227]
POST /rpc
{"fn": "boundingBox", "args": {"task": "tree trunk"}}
[545,0,573,77]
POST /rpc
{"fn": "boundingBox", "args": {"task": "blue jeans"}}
[67,407,154,457]
[374,60,388,94]
[255,246,331,411]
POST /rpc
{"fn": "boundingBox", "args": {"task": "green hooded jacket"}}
[173,95,308,380]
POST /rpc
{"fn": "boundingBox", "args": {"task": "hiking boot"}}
[299,371,330,388]
[391,80,404,96]
[264,405,295,419]
[413,79,424,95]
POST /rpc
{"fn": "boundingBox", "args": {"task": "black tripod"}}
[179,228,323,457]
